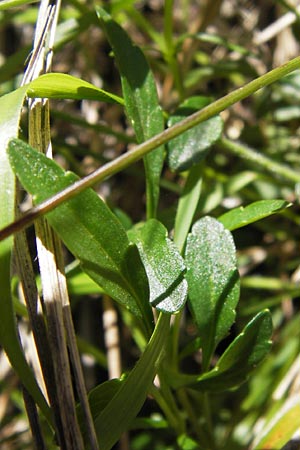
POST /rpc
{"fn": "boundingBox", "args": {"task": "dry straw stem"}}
[18,1,98,449]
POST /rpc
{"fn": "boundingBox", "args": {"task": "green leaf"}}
[28,73,123,104]
[167,96,223,172]
[219,199,291,231]
[185,216,240,370]
[194,310,273,390]
[177,434,203,450]
[93,313,170,450]
[66,266,104,296]
[128,219,188,313]
[253,397,300,450]
[173,162,203,253]
[0,88,52,425]
[0,0,38,10]
[97,7,165,218]
[169,310,273,392]
[8,139,153,333]
[77,378,121,434]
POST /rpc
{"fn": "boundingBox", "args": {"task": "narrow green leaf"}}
[77,379,121,435]
[0,88,52,424]
[193,310,273,390]
[8,139,153,333]
[219,199,291,231]
[167,96,223,172]
[93,313,170,450]
[173,162,203,253]
[168,310,272,391]
[185,216,240,370]
[0,0,38,10]
[253,397,300,450]
[97,7,165,218]
[128,219,188,313]
[28,73,123,104]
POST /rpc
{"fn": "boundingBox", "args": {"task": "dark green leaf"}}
[168,310,272,392]
[219,199,291,231]
[8,139,153,333]
[128,219,188,313]
[167,96,223,172]
[88,379,122,419]
[185,216,240,370]
[189,310,273,391]
[97,7,165,218]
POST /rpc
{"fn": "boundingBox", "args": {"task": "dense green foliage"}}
[1,1,300,449]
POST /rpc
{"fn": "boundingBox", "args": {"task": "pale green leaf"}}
[253,397,300,450]
[167,96,223,172]
[28,73,123,104]
[219,199,291,231]
[185,216,240,370]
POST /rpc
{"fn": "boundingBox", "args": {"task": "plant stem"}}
[203,392,214,446]
[218,137,300,184]
[177,388,210,448]
[150,383,185,434]
[163,0,184,98]
[2,56,300,240]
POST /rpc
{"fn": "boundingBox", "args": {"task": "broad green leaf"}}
[8,139,153,333]
[28,73,123,104]
[219,199,291,231]
[168,310,272,392]
[93,313,170,450]
[128,219,188,313]
[97,7,165,218]
[167,96,223,172]
[253,398,300,450]
[0,88,52,424]
[185,216,240,370]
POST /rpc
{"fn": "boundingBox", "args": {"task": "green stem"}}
[2,56,300,240]
[177,388,209,448]
[203,392,215,449]
[164,0,184,98]
[219,137,300,184]
[150,382,185,435]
